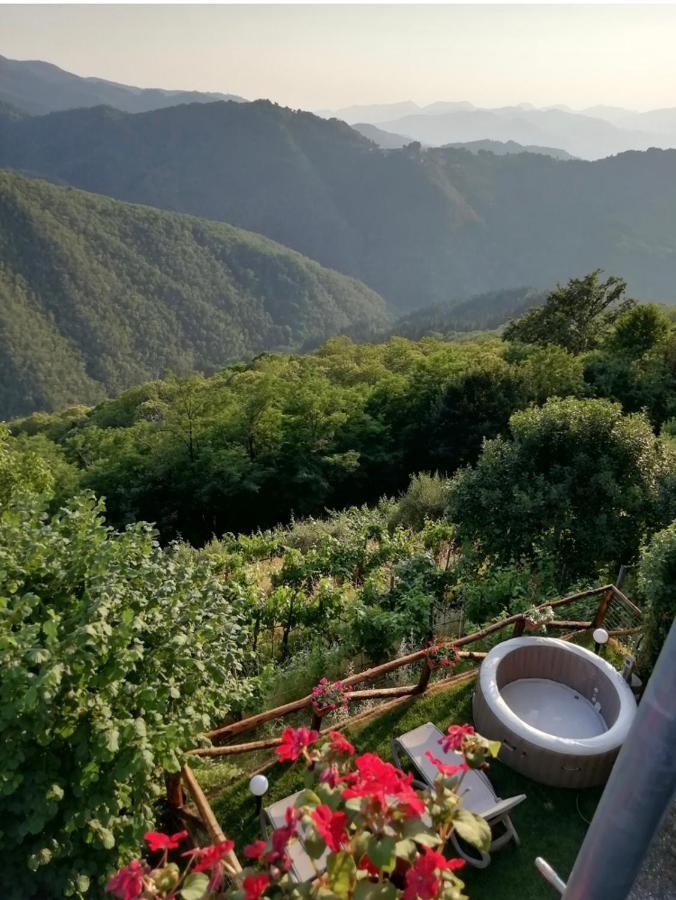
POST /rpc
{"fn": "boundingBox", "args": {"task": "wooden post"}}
[415,658,432,694]
[165,772,184,809]
[512,617,526,637]
[592,587,614,629]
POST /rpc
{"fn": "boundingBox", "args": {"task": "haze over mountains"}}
[2,97,676,312]
[0,54,245,115]
[1,53,676,416]
[321,100,676,161]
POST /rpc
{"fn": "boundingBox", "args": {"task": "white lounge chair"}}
[262,790,329,883]
[392,721,526,868]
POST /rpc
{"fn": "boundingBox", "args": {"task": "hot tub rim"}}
[477,636,637,756]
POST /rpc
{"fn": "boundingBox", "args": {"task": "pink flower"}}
[243,873,270,900]
[105,859,147,900]
[144,830,188,852]
[276,726,319,762]
[440,724,475,753]
[311,804,349,852]
[319,763,341,788]
[243,839,267,860]
[403,848,464,900]
[329,731,355,755]
[425,750,469,778]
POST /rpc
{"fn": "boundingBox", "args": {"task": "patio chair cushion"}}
[264,791,328,882]
[395,722,497,816]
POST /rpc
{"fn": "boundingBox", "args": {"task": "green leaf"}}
[354,881,399,899]
[394,838,416,861]
[181,872,210,900]
[365,835,396,871]
[327,850,357,899]
[452,808,492,851]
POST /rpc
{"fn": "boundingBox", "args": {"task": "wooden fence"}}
[170,583,642,844]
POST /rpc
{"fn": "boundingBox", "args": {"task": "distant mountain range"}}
[0,54,245,115]
[0,170,387,417]
[2,99,675,310]
[353,123,574,160]
[323,100,676,161]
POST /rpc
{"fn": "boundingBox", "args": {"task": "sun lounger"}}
[262,790,329,883]
[392,721,527,868]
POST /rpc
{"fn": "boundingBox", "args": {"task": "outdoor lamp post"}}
[593,627,609,656]
[249,773,269,818]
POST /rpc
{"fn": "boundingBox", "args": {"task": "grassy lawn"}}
[195,676,601,900]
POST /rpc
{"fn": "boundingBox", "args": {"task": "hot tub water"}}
[501,678,607,739]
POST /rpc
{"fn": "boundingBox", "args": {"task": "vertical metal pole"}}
[562,620,676,900]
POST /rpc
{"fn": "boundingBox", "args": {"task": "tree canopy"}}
[447,397,671,583]
[503,270,634,353]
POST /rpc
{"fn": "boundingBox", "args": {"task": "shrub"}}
[389,472,452,531]
[447,398,670,584]
[0,492,249,897]
[637,523,676,675]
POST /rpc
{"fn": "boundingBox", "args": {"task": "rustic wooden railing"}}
[169,583,642,844]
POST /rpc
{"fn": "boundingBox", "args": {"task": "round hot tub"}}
[473,636,636,788]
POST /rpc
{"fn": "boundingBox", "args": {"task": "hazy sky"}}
[2,4,676,111]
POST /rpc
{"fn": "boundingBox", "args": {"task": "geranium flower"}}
[329,731,355,755]
[144,830,188,852]
[276,726,319,762]
[311,804,349,852]
[425,750,469,778]
[440,724,475,753]
[183,839,235,891]
[243,872,270,900]
[105,859,147,900]
[268,805,300,870]
[342,753,425,816]
[319,763,341,788]
[243,839,267,860]
[402,848,464,900]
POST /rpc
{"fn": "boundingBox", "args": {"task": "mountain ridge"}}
[2,100,676,309]
[0,53,246,115]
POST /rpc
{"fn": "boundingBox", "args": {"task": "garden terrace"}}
[168,584,641,896]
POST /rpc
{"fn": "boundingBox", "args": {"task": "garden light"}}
[249,773,269,816]
[593,627,609,655]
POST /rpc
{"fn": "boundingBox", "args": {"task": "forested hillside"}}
[12,279,676,544]
[2,100,676,307]
[388,286,546,339]
[0,171,388,417]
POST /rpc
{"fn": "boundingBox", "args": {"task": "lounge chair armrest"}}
[480,793,527,822]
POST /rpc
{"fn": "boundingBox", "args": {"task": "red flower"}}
[425,750,469,778]
[105,859,147,900]
[311,804,349,852]
[358,855,380,877]
[276,726,319,762]
[402,848,464,900]
[329,730,355,755]
[144,830,188,852]
[342,753,425,817]
[244,839,267,860]
[243,873,270,900]
[440,724,475,753]
[268,805,300,870]
[183,839,235,890]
